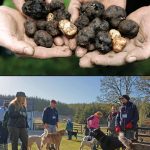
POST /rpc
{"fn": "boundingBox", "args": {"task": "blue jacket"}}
[115,101,139,130]
[42,107,58,125]
[66,121,73,131]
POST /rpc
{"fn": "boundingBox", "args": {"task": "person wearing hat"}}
[65,118,73,140]
[115,95,139,140]
[0,100,9,150]
[42,99,59,149]
[7,92,28,150]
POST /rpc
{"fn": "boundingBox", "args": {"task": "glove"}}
[115,126,121,133]
[125,122,133,129]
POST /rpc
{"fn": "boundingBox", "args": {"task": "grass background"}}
[1,0,150,75]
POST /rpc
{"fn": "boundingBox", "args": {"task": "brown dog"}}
[41,129,65,150]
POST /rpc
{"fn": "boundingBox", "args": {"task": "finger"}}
[126,43,150,63]
[91,51,128,66]
[68,0,81,23]
[69,38,77,50]
[75,47,87,57]
[0,34,34,56]
[54,37,64,46]
[79,51,99,68]
[63,36,69,46]
[33,46,72,59]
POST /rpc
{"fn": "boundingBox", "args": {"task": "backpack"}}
[2,111,9,128]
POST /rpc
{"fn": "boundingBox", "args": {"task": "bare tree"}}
[99,76,138,102]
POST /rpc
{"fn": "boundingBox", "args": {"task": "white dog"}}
[80,136,98,150]
[28,129,48,150]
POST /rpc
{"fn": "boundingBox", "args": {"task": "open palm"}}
[79,6,150,67]
[0,2,71,58]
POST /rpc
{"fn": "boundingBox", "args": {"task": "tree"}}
[99,76,138,102]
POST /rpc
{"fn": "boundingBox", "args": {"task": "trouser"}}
[8,127,28,150]
[0,125,9,150]
[67,131,72,140]
[124,129,135,140]
[48,125,57,149]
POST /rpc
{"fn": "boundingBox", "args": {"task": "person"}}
[87,111,103,150]
[7,92,28,150]
[115,95,139,140]
[42,99,59,149]
[0,100,9,150]
[65,119,73,140]
[0,0,71,58]
[68,0,150,67]
[107,105,118,137]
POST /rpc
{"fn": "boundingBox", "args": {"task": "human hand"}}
[44,123,49,129]
[68,0,126,51]
[79,6,150,67]
[0,6,71,58]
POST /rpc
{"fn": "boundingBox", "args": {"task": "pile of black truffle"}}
[22,0,71,48]
[75,1,139,54]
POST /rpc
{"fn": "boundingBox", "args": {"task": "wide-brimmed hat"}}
[16,92,26,97]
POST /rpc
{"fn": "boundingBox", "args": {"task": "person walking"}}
[115,95,139,140]
[66,119,73,140]
[42,99,59,149]
[107,105,118,137]
[7,92,28,150]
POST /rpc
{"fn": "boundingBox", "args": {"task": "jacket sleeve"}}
[87,115,94,121]
[132,105,139,128]
[8,104,21,119]
[115,112,120,127]
[42,108,48,124]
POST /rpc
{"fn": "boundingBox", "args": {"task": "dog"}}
[90,128,124,150]
[80,136,98,150]
[41,129,65,150]
[71,130,78,139]
[28,129,48,150]
[118,132,150,150]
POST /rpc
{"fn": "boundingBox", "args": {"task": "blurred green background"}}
[0,0,150,75]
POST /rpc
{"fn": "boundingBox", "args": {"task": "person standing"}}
[0,100,9,150]
[42,99,59,149]
[115,95,139,140]
[107,105,118,137]
[8,92,28,150]
[66,119,73,140]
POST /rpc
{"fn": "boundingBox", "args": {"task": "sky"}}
[0,76,102,104]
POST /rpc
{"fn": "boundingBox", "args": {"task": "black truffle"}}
[24,19,37,37]
[89,18,109,32]
[34,30,53,48]
[46,20,60,37]
[22,0,48,19]
[75,15,90,30]
[37,20,47,30]
[118,19,139,39]
[104,5,126,28]
[95,31,112,53]
[80,1,105,20]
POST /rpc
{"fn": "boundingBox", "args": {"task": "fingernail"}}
[127,56,136,63]
[24,47,34,56]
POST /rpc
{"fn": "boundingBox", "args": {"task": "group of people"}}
[0,92,59,150]
[84,95,139,150]
[0,0,150,67]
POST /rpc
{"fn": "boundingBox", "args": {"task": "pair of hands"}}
[0,0,150,67]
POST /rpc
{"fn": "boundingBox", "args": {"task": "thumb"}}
[0,34,34,56]
[126,43,150,63]
[68,0,81,23]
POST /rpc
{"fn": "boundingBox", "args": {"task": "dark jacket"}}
[7,104,28,128]
[66,120,73,131]
[115,101,139,130]
[42,107,58,125]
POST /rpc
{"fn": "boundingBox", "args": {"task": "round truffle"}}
[34,30,53,48]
